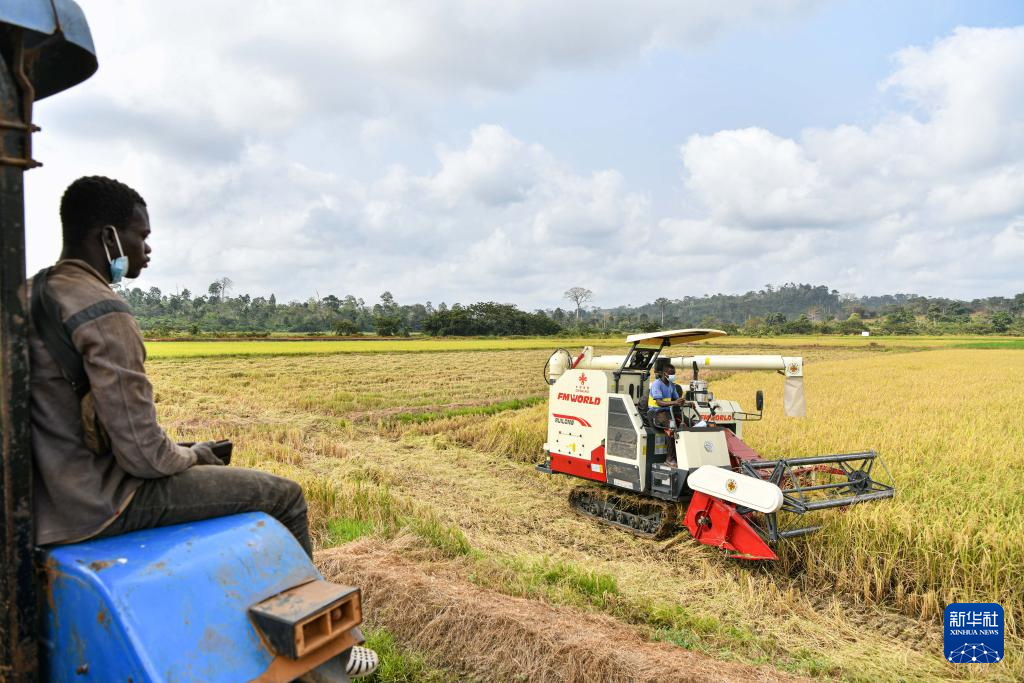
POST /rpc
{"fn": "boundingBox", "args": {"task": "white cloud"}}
[680,26,1024,236]
[52,124,652,307]
[43,1,818,146]
[427,125,546,207]
[661,25,1024,300]
[22,8,1024,309]
[992,218,1024,260]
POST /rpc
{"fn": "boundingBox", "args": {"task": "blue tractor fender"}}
[40,512,360,682]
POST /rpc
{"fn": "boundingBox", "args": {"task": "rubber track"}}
[568,486,684,540]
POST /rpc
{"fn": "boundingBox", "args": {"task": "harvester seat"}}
[638,386,654,427]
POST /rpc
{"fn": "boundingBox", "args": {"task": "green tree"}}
[837,313,867,335]
[564,287,593,322]
[881,307,917,335]
[372,291,402,336]
[333,319,361,336]
[654,297,671,326]
[990,311,1013,332]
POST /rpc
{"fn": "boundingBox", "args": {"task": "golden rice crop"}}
[143,333,1012,359]
[147,340,1023,681]
[718,350,1024,634]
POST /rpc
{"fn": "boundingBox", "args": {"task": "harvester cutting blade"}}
[738,450,895,542]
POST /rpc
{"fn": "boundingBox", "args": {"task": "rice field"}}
[147,337,1023,682]
[142,334,1022,359]
[145,336,616,358]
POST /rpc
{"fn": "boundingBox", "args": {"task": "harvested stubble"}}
[359,431,960,682]
[404,349,1023,642]
[317,538,808,683]
[148,341,1023,681]
[149,350,552,424]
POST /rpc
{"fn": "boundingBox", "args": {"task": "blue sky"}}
[25,1,1024,309]
[428,0,1024,212]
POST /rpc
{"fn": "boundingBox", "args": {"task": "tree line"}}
[116,280,1024,337]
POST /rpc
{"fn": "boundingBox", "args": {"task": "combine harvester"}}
[537,329,895,560]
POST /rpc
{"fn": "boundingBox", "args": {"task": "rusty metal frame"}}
[0,26,40,682]
[0,29,42,170]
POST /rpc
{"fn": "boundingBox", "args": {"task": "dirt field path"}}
[323,433,962,682]
[319,539,810,683]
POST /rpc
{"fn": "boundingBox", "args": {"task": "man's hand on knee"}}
[192,441,227,466]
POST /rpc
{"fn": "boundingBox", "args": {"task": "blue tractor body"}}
[41,513,350,682]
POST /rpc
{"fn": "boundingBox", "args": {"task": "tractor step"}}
[650,463,689,500]
[650,465,674,496]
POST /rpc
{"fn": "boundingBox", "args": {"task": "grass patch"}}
[535,558,619,599]
[405,403,548,462]
[472,555,619,603]
[326,517,374,545]
[393,396,545,424]
[954,339,1024,349]
[362,627,452,682]
[406,516,473,558]
[277,464,474,559]
[466,551,844,678]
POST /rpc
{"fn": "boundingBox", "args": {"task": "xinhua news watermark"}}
[944,603,1004,664]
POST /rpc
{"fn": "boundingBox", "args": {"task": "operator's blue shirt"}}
[648,377,680,412]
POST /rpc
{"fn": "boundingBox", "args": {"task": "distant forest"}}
[117,279,1024,337]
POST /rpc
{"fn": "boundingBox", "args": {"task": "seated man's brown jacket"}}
[28,260,197,545]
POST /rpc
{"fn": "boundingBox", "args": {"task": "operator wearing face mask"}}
[648,359,684,466]
[26,176,313,556]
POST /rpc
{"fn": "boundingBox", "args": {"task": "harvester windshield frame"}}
[612,338,666,394]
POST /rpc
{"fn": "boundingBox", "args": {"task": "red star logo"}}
[579,373,588,385]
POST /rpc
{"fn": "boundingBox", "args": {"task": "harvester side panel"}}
[604,395,646,492]
[546,368,613,483]
[545,368,608,464]
[549,447,606,482]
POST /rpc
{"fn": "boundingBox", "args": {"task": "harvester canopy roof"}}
[624,328,728,346]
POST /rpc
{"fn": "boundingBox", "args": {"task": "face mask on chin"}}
[101,226,130,284]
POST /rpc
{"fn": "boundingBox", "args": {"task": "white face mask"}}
[101,226,129,284]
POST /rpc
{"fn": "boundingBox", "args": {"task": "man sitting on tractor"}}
[648,359,684,466]
[28,176,313,556]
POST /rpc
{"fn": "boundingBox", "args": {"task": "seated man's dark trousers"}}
[97,466,312,557]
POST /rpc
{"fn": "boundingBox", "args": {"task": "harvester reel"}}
[842,469,871,495]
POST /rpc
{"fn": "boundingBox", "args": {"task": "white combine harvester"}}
[536,329,894,560]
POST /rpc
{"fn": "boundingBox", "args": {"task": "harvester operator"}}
[648,359,683,466]
[27,176,313,556]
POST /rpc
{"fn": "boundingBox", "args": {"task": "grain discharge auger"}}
[536,329,895,560]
